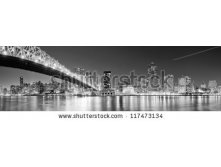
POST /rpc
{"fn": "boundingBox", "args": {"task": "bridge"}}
[0,46,98,91]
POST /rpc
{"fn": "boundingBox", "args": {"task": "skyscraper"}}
[164,74,174,92]
[147,62,160,91]
[86,71,93,86]
[3,88,8,95]
[61,79,69,91]
[208,80,217,89]
[147,62,158,78]
[208,80,218,93]
[101,71,115,96]
[103,71,111,89]
[65,80,68,91]
[73,67,86,76]
[73,67,80,75]
[200,82,207,89]
[178,76,192,94]
[0,85,3,95]
[20,76,24,88]
[161,70,165,90]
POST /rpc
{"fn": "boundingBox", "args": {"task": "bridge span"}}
[0,46,98,91]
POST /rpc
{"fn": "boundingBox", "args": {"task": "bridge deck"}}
[0,54,97,90]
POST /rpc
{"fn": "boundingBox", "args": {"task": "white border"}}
[1,0,221,167]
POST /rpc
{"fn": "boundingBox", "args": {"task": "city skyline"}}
[1,46,221,111]
[1,46,221,88]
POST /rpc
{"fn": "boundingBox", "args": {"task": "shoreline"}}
[1,94,221,97]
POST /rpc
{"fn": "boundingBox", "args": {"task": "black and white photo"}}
[1,46,221,111]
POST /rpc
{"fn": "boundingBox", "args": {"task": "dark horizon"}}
[0,46,221,88]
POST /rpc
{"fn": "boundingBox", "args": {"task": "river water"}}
[1,95,221,111]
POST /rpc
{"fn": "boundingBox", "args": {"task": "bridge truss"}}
[0,46,97,90]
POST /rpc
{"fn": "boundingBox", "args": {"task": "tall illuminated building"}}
[73,67,81,75]
[0,85,3,95]
[86,71,94,86]
[161,70,165,90]
[208,80,218,93]
[164,74,174,92]
[178,76,192,94]
[103,71,111,89]
[101,71,115,96]
[20,76,24,88]
[147,62,160,91]
[200,82,207,89]
[147,62,158,78]
[208,80,217,89]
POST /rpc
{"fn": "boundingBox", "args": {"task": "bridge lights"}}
[3,51,8,55]
[52,65,57,70]
[38,58,42,63]
[0,46,96,90]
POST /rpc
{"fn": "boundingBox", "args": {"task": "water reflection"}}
[0,95,221,111]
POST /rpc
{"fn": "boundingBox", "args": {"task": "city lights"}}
[1,46,221,97]
[0,46,97,91]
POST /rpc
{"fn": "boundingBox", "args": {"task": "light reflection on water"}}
[0,96,221,111]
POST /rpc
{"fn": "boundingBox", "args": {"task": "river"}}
[1,95,221,111]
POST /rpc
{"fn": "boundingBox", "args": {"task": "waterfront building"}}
[73,67,81,75]
[164,74,174,92]
[161,70,165,90]
[49,77,60,91]
[218,86,221,94]
[0,85,3,95]
[178,76,192,94]
[200,83,207,89]
[68,82,72,90]
[100,89,115,96]
[21,83,31,95]
[65,80,68,90]
[61,80,69,92]
[208,80,218,93]
[86,71,94,86]
[20,76,24,88]
[73,67,86,81]
[208,80,217,88]
[174,85,179,93]
[3,88,8,95]
[79,68,86,76]
[147,62,160,91]
[147,62,158,77]
[10,85,16,94]
[186,77,192,94]
[30,81,45,94]
[10,85,21,95]
[101,71,115,96]
[94,73,102,91]
[121,85,136,95]
[103,71,111,89]
[73,67,85,84]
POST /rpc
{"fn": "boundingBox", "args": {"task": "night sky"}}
[0,46,221,88]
